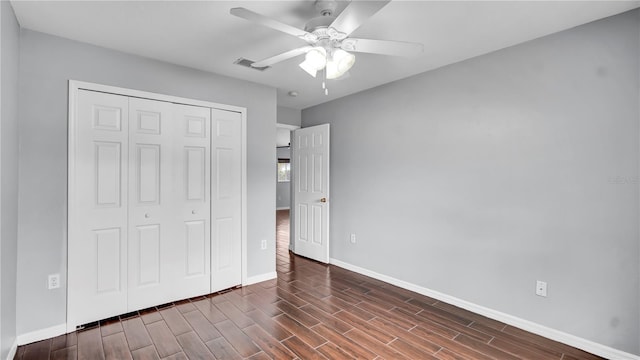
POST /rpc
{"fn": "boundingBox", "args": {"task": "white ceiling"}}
[10,0,640,109]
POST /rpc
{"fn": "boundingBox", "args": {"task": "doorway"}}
[276,123,299,254]
[276,123,331,264]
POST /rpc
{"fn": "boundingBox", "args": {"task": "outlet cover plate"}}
[48,274,60,289]
[536,280,547,297]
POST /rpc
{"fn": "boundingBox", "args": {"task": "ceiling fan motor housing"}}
[305,0,347,44]
[304,16,335,34]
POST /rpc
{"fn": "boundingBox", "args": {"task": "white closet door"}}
[173,104,212,298]
[211,109,242,291]
[69,84,243,330]
[68,90,129,327]
[127,97,177,310]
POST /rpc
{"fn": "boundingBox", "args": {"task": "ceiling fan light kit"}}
[299,46,355,80]
[299,47,328,78]
[230,0,423,94]
[327,49,355,79]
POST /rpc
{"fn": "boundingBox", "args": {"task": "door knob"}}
[144,213,150,218]
[320,198,327,203]
[192,210,196,214]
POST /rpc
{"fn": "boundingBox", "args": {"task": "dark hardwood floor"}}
[15,209,603,359]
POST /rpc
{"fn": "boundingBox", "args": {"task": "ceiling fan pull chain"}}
[322,66,327,89]
[323,68,328,95]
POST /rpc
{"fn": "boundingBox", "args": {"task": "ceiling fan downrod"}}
[315,0,337,17]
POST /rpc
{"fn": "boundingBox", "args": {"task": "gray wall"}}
[17,30,276,336]
[303,10,640,355]
[276,147,291,209]
[1,1,20,358]
[277,106,301,127]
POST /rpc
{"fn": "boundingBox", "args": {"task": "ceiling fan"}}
[230,0,423,93]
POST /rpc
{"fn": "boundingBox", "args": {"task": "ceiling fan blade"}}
[329,0,390,37]
[230,7,315,41]
[252,47,312,68]
[341,38,423,57]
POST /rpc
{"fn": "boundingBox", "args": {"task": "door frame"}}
[67,80,248,330]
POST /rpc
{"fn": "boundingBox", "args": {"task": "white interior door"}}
[292,124,330,263]
[210,108,242,291]
[69,90,129,327]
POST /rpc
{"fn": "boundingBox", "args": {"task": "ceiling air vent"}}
[234,58,270,71]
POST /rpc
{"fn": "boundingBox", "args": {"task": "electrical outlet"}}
[350,233,356,244]
[48,274,60,290]
[261,240,267,250]
[536,280,547,297]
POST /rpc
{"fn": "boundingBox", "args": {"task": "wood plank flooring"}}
[15,210,603,359]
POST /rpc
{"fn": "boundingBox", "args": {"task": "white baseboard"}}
[329,258,640,360]
[276,207,290,210]
[16,272,276,347]
[244,271,277,286]
[17,323,66,346]
[6,339,17,360]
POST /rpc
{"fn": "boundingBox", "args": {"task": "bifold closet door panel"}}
[172,104,212,299]
[211,109,242,292]
[128,100,212,310]
[69,90,129,327]
[127,97,178,310]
